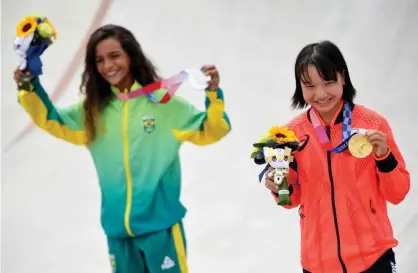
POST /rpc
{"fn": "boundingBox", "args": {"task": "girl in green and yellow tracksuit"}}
[14,24,231,273]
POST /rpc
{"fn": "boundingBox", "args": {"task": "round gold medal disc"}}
[348,133,373,158]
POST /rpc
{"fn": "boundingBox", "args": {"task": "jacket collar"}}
[110,81,141,95]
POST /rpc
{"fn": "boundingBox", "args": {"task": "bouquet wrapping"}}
[14,15,57,89]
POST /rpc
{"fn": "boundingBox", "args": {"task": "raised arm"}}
[17,77,87,145]
[171,88,231,146]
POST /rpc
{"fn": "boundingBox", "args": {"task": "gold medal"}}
[348,133,373,158]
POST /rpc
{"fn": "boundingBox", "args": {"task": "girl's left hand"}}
[365,129,389,158]
[201,64,220,91]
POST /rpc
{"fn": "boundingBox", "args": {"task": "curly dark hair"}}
[79,24,160,143]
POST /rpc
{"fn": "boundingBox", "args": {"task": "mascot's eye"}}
[272,156,277,161]
[284,156,288,161]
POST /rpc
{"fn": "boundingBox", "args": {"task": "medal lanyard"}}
[309,101,359,154]
[117,69,209,103]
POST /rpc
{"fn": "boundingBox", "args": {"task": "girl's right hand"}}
[13,68,24,84]
[265,168,278,193]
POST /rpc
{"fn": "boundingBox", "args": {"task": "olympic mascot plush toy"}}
[14,15,56,89]
[250,126,309,206]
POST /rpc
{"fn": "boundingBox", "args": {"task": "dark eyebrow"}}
[96,50,121,58]
[108,50,122,55]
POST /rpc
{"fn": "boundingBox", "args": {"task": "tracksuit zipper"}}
[326,126,347,273]
[123,90,134,237]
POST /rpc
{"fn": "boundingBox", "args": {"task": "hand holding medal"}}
[310,101,388,159]
[365,129,389,158]
[348,131,373,158]
[348,129,388,159]
[117,65,216,103]
[200,65,219,91]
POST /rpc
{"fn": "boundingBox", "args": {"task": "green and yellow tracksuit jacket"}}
[17,77,231,238]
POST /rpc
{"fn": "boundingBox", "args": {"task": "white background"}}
[2,0,418,272]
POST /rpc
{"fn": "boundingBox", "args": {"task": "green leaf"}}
[252,142,265,148]
[250,151,259,159]
[265,139,278,148]
[250,150,265,161]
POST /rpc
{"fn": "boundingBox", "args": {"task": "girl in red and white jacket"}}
[265,40,410,273]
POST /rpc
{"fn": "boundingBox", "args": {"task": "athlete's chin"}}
[106,77,124,87]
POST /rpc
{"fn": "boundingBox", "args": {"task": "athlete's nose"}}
[103,58,114,71]
[315,86,328,99]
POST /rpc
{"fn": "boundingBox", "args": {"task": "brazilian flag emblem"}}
[142,115,156,133]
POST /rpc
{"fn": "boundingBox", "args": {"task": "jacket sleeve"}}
[270,167,302,209]
[171,88,231,146]
[375,117,410,204]
[17,77,87,145]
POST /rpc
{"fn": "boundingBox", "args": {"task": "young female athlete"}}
[265,40,410,273]
[14,24,231,273]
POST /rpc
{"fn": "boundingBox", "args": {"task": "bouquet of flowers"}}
[14,15,57,89]
[250,126,307,206]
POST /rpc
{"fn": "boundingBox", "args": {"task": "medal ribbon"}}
[117,70,208,104]
[309,101,361,154]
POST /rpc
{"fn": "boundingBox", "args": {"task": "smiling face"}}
[292,41,357,119]
[301,65,345,120]
[95,37,133,90]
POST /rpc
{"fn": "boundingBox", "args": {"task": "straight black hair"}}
[291,40,357,109]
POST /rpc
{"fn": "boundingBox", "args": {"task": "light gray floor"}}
[2,0,418,272]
